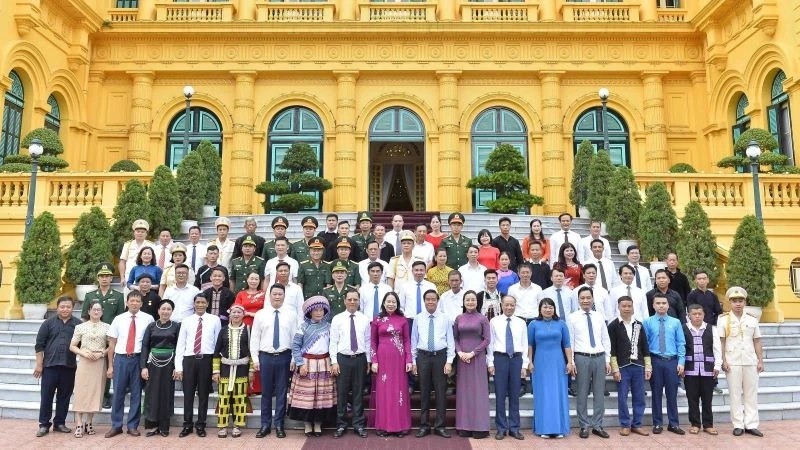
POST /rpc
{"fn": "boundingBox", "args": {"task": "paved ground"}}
[8,418,794,449]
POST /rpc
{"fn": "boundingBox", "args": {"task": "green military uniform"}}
[290,239,311,263]
[229,255,266,293]
[82,287,125,323]
[332,258,361,287]
[441,212,472,268]
[262,216,289,260]
[351,232,375,262]
[322,284,351,320]
[298,259,331,299]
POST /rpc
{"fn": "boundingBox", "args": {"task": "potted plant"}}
[586,149,615,225]
[675,201,720,287]
[15,212,63,319]
[255,142,333,213]
[638,182,678,272]
[111,179,150,256]
[0,128,69,172]
[109,159,142,172]
[176,149,207,225]
[195,140,222,217]
[466,143,544,213]
[64,207,113,301]
[605,166,642,254]
[570,140,595,218]
[725,215,775,320]
[148,165,182,237]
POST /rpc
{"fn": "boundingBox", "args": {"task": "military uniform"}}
[209,217,235,269]
[718,286,763,433]
[322,284,351,320]
[229,256,266,293]
[351,232,375,262]
[297,237,330,298]
[119,221,155,285]
[387,230,423,291]
[82,288,125,323]
[290,216,319,263]
[440,212,472,268]
[261,216,289,260]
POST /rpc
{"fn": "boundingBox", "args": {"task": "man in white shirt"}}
[153,228,174,269]
[586,239,619,291]
[486,296,529,441]
[250,284,299,439]
[539,267,578,321]
[384,214,405,256]
[330,290,371,438]
[609,264,650,323]
[105,291,155,437]
[626,245,653,292]
[568,286,612,439]
[578,221,610,262]
[358,241,389,284]
[438,270,465,324]
[549,212,581,265]
[175,294,221,438]
[263,237,298,290]
[578,264,613,323]
[507,263,542,324]
[358,261,393,319]
[187,225,207,274]
[412,223,435,266]
[163,264,200,322]
[397,260,436,318]
[272,261,304,319]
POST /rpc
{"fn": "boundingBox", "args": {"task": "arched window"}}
[732,93,750,144]
[268,106,324,211]
[768,70,794,166]
[165,107,222,168]
[45,94,61,134]
[471,107,528,211]
[1,70,24,164]
[572,107,630,167]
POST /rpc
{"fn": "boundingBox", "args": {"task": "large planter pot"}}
[180,219,198,235]
[202,205,216,218]
[74,284,95,302]
[744,305,763,322]
[649,261,667,274]
[578,206,590,219]
[22,303,48,320]
[617,239,637,255]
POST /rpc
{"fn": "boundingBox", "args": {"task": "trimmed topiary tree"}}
[675,201,720,287]
[255,142,332,213]
[64,207,113,286]
[569,140,595,214]
[605,166,641,241]
[111,179,150,255]
[717,128,785,172]
[148,165,182,239]
[586,149,615,222]
[0,128,69,172]
[176,150,207,221]
[638,182,678,262]
[195,140,222,209]
[726,215,775,307]
[466,143,544,214]
[109,159,142,172]
[15,211,63,304]
[669,163,697,173]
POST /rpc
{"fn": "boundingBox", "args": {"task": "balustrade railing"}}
[359,1,436,22]
[657,8,687,22]
[0,172,153,210]
[561,2,637,22]
[155,1,234,22]
[460,2,538,22]
[257,2,334,22]
[108,8,138,22]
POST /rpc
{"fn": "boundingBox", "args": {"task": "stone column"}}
[438,0,455,21]
[126,71,154,167]
[436,71,461,211]
[334,71,358,211]
[540,71,566,214]
[137,0,156,21]
[539,0,557,21]
[84,70,105,171]
[642,71,669,172]
[236,0,256,21]
[639,0,657,22]
[229,71,256,215]
[339,0,355,21]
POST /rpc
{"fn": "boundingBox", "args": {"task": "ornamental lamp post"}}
[24,138,44,239]
[745,140,763,224]
[183,85,194,159]
[598,87,610,152]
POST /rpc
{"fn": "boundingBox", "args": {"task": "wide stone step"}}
[764,345,800,359]
[0,331,37,345]
[0,369,37,385]
[0,355,36,370]
[0,343,34,356]
[0,320,43,332]
[759,334,800,346]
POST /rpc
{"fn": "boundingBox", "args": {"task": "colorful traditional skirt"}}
[287,353,337,423]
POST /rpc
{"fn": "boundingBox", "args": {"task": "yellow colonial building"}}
[1,0,799,319]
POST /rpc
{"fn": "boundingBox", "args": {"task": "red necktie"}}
[194,316,203,355]
[126,315,136,354]
[158,247,166,268]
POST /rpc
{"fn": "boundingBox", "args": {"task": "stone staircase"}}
[2,318,798,428]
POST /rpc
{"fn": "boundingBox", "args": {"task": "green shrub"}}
[110,179,150,254]
[14,212,63,304]
[586,150,615,222]
[0,163,31,173]
[569,140,594,210]
[717,128,787,171]
[176,150,207,220]
[195,140,222,207]
[109,159,142,172]
[675,201,720,287]
[605,166,641,240]
[64,207,113,285]
[255,142,332,213]
[466,143,543,214]
[148,165,182,237]
[0,128,69,172]
[638,182,678,261]
[669,163,697,173]
[726,215,775,307]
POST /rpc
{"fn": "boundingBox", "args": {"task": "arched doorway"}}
[573,107,631,167]
[165,107,222,169]
[368,107,425,211]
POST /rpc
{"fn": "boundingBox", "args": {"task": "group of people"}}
[34,211,765,440]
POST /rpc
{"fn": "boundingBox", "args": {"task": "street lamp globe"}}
[183,85,195,99]
[745,140,762,160]
[598,87,610,101]
[28,138,44,157]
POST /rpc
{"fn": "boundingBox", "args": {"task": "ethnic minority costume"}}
[213,310,252,430]
[287,297,337,424]
[140,310,180,434]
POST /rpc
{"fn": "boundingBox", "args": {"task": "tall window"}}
[1,70,24,164]
[768,70,794,166]
[165,107,222,168]
[116,0,138,7]
[44,95,61,134]
[573,107,630,167]
[732,93,750,144]
[471,107,528,211]
[268,106,324,211]
[657,0,680,7]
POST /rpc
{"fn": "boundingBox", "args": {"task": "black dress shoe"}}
[509,431,525,440]
[102,398,112,409]
[416,427,430,438]
[375,430,388,437]
[196,427,206,437]
[276,428,286,438]
[592,428,609,438]
[356,428,368,438]
[733,428,744,436]
[457,430,471,438]
[35,426,49,437]
[312,431,323,437]
[333,428,346,438]
[495,431,505,440]
[745,428,764,437]
[396,431,408,437]
[579,428,589,439]
[179,427,193,438]
[667,425,685,435]
[255,426,271,438]
[653,425,663,434]
[54,425,72,433]
[160,431,169,437]
[434,428,451,438]
[145,430,159,437]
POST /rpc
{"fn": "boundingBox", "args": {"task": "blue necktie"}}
[416,282,422,315]
[506,318,514,357]
[586,312,596,348]
[556,288,566,320]
[659,317,666,354]
[427,315,435,351]
[272,310,280,350]
[373,285,379,318]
